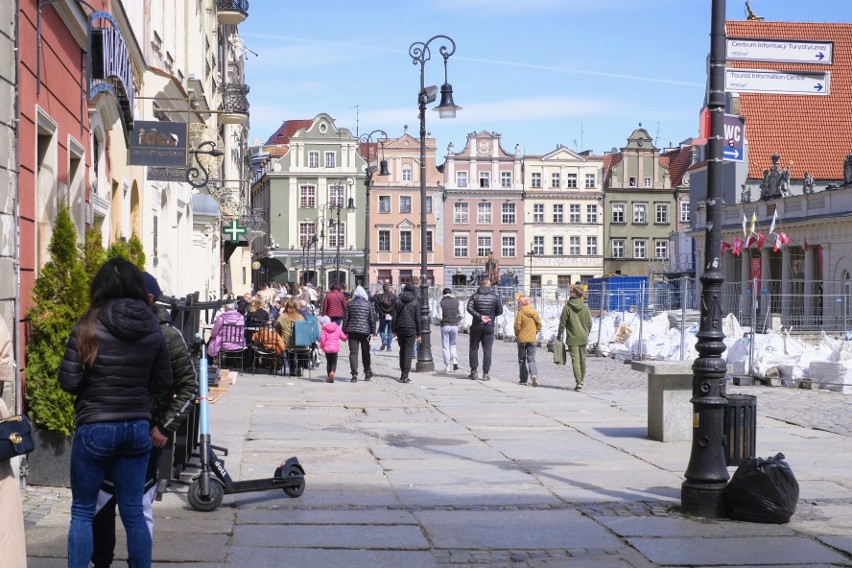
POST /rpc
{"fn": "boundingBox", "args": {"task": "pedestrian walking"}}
[392,282,420,383]
[439,287,462,372]
[372,282,397,351]
[321,283,348,327]
[0,316,26,568]
[343,285,377,382]
[58,258,173,568]
[466,277,503,381]
[513,294,542,387]
[92,272,198,568]
[557,285,593,391]
[319,315,347,383]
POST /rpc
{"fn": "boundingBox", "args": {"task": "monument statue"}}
[844,154,852,187]
[802,171,815,194]
[759,153,791,199]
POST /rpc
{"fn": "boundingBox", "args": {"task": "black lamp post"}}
[682,0,729,518]
[409,34,461,373]
[330,178,356,288]
[359,129,390,292]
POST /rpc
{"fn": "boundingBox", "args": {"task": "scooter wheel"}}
[283,467,305,498]
[188,478,224,512]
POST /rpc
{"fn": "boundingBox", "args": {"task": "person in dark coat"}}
[321,283,348,326]
[372,282,397,351]
[59,259,173,568]
[465,277,503,381]
[342,285,377,382]
[391,282,421,383]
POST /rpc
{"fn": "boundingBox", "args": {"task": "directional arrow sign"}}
[725,69,830,96]
[727,38,833,65]
[723,147,743,161]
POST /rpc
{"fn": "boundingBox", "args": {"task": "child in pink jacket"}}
[319,315,347,383]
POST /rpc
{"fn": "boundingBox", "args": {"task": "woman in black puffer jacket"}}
[391,282,421,383]
[59,259,173,568]
[342,285,377,382]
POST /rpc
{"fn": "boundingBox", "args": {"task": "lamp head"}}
[434,83,461,119]
[378,159,390,176]
[347,196,356,211]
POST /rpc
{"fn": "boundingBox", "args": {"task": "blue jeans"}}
[378,317,393,349]
[68,419,152,568]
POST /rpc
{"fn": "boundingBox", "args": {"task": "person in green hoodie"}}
[557,285,593,391]
[513,294,542,386]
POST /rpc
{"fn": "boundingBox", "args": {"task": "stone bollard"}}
[631,361,694,442]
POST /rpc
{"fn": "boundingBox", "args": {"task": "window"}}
[299,222,315,247]
[532,236,544,255]
[329,184,345,207]
[586,236,598,256]
[644,176,652,188]
[479,171,490,188]
[558,275,571,290]
[477,202,492,224]
[634,239,647,259]
[426,196,433,214]
[586,204,598,224]
[454,202,469,224]
[680,200,690,222]
[501,202,516,224]
[502,236,516,257]
[551,173,560,188]
[477,236,492,258]
[612,239,625,258]
[427,230,433,252]
[531,172,541,188]
[299,185,316,208]
[612,203,625,223]
[533,203,544,223]
[552,204,564,223]
[629,176,637,187]
[454,235,468,257]
[324,152,336,168]
[456,171,468,188]
[569,236,580,255]
[656,203,669,224]
[565,173,577,188]
[501,171,512,188]
[308,151,319,168]
[655,240,668,258]
[378,230,391,251]
[553,236,563,255]
[402,165,412,181]
[569,204,581,223]
[378,195,391,213]
[585,173,596,188]
[400,230,412,252]
[329,222,345,248]
[633,203,647,224]
[400,196,412,213]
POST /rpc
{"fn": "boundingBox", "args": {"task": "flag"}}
[755,232,766,249]
[773,233,781,252]
[749,211,757,235]
[769,210,777,234]
[721,241,731,256]
[732,237,743,256]
[742,213,748,237]
[779,232,789,245]
[804,239,809,252]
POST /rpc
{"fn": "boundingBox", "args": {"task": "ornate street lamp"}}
[329,178,356,287]
[682,0,729,518]
[359,129,390,291]
[186,140,225,189]
[409,34,461,373]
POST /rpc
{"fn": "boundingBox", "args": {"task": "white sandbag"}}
[722,313,744,339]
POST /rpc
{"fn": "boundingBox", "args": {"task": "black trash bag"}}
[725,452,799,523]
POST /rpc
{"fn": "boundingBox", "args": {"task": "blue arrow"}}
[814,83,823,91]
[815,52,824,61]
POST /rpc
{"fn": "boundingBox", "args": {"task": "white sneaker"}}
[445,365,452,373]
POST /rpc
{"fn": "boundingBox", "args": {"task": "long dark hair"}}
[76,258,149,367]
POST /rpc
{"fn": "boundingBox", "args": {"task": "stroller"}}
[288,315,321,376]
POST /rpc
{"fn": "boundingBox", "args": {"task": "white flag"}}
[742,213,748,237]
[769,210,777,234]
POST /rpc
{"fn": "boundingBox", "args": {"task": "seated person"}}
[208,303,245,358]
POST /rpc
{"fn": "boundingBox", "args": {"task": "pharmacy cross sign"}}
[223,219,247,242]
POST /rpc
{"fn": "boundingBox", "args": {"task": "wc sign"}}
[723,114,745,162]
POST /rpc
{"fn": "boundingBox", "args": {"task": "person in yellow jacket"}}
[557,285,593,390]
[513,295,542,387]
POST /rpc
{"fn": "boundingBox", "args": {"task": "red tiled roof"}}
[727,21,852,181]
[662,145,695,187]
[602,153,622,188]
[264,119,313,146]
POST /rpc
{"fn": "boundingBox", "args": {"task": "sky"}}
[240,0,846,156]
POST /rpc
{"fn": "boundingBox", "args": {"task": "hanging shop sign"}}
[88,11,137,141]
[130,121,188,167]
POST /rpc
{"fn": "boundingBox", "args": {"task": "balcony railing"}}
[218,0,249,25]
[219,83,249,124]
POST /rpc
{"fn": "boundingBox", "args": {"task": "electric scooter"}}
[187,345,305,512]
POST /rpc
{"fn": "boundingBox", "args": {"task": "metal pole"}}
[680,278,687,361]
[749,277,757,377]
[335,206,341,286]
[364,169,371,291]
[682,0,729,519]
